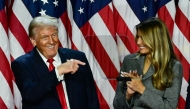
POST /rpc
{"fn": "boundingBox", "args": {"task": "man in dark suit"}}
[11,15,100,109]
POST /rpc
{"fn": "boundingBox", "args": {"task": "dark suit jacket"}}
[11,47,100,109]
[113,53,183,109]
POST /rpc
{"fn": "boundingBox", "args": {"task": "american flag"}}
[0,0,189,109]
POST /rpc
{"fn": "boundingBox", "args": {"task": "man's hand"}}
[57,59,86,75]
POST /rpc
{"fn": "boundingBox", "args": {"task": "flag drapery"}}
[0,0,189,109]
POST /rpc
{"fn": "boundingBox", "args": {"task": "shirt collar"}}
[36,48,60,63]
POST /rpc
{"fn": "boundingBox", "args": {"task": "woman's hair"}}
[135,17,177,90]
[28,15,59,38]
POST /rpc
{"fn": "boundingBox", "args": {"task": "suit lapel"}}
[29,48,60,100]
[58,49,68,64]
[137,55,154,81]
[29,48,49,78]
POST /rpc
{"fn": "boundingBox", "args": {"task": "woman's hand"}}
[121,71,135,100]
[121,70,145,95]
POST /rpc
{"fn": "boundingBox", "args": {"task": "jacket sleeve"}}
[79,52,100,109]
[113,81,127,109]
[113,55,136,109]
[11,59,60,104]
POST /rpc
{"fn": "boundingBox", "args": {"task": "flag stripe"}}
[0,49,13,93]
[180,78,188,101]
[98,4,115,37]
[0,9,8,34]
[175,7,190,42]
[0,70,14,109]
[95,85,110,109]
[89,11,120,72]
[9,12,33,53]
[178,0,190,21]
[158,5,174,36]
[0,26,13,92]
[0,97,8,109]
[58,18,68,48]
[114,9,137,53]
[174,46,189,82]
[13,80,22,109]
[81,22,119,79]
[9,30,25,59]
[12,0,32,34]
[173,24,190,64]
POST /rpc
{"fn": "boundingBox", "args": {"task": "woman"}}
[113,17,183,109]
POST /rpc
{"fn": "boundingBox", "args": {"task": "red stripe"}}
[178,96,186,109]
[113,7,138,53]
[0,48,14,93]
[60,12,77,49]
[9,10,33,53]
[80,22,119,80]
[174,46,189,82]
[98,5,116,40]
[175,7,190,42]
[60,12,70,38]
[0,97,8,109]
[0,9,8,34]
[158,6,174,37]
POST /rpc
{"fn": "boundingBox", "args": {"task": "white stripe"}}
[165,0,176,20]
[9,30,25,59]
[0,23,11,64]
[12,0,33,34]
[116,34,130,62]
[13,81,22,109]
[113,0,140,36]
[173,24,190,64]
[58,19,69,48]
[67,0,73,49]
[67,0,73,24]
[178,0,190,21]
[89,13,120,72]
[0,71,14,109]
[180,77,188,100]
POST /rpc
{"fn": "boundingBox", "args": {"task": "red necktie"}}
[47,59,68,109]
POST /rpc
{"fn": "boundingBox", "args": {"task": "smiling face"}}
[30,26,59,59]
[136,29,151,55]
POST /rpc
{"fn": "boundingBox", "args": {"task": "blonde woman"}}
[113,17,183,109]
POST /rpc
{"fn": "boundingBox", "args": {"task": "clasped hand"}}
[57,59,86,75]
[121,70,145,95]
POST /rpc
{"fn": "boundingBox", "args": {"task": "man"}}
[11,15,100,109]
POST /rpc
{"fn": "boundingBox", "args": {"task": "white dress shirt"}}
[36,49,70,108]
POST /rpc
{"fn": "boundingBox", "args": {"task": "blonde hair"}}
[135,17,177,90]
[28,15,59,38]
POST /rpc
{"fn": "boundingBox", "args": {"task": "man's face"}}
[30,26,59,59]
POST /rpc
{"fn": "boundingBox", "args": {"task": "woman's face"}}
[136,30,151,55]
